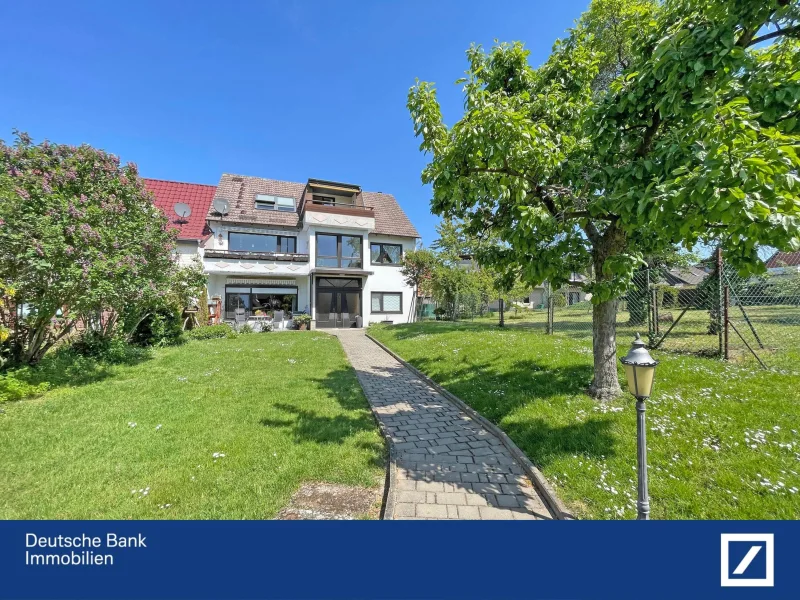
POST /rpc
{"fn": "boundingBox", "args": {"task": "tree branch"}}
[747,24,800,47]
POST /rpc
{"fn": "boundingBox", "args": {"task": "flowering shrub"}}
[293,314,311,329]
[0,131,179,364]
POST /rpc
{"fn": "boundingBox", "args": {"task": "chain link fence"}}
[415,250,800,370]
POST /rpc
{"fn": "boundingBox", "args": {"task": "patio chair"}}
[342,312,350,328]
[233,308,247,330]
[273,310,284,330]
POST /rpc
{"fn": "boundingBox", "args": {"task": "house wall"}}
[362,235,416,325]
[176,241,200,266]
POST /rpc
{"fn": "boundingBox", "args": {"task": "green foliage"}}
[0,372,49,403]
[293,314,312,329]
[0,131,178,364]
[238,323,254,335]
[408,0,800,302]
[130,308,185,347]
[185,324,232,340]
[69,330,151,364]
[399,248,438,295]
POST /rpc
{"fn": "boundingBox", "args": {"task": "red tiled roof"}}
[765,250,800,268]
[143,178,216,241]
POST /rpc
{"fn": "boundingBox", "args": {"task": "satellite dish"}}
[173,202,192,223]
[213,198,230,215]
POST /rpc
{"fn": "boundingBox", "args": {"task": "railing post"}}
[724,284,730,361]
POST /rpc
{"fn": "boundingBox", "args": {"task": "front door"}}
[316,289,361,328]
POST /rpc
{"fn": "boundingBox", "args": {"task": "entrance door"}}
[316,289,361,328]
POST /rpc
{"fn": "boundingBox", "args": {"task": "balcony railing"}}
[204,249,309,262]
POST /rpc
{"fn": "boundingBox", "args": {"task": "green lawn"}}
[472,303,800,370]
[0,333,385,519]
[369,321,800,519]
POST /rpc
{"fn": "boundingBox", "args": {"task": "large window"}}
[229,232,296,254]
[316,234,362,268]
[254,194,295,212]
[371,292,402,314]
[370,243,403,265]
[225,285,298,319]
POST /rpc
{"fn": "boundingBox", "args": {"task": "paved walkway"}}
[333,330,553,520]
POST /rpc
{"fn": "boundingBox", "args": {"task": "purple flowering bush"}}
[0,131,181,364]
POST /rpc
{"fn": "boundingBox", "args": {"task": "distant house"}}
[663,266,710,288]
[765,250,800,275]
[529,274,589,307]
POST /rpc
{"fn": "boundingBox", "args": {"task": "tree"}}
[400,247,438,321]
[408,0,800,399]
[0,131,178,364]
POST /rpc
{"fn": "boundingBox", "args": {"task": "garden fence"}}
[415,250,800,370]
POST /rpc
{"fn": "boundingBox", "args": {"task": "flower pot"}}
[298,323,308,331]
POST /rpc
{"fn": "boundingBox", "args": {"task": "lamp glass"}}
[625,363,655,398]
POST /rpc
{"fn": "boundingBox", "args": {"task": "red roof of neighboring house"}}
[765,250,800,268]
[143,178,216,241]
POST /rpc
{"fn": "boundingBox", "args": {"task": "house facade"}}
[146,174,419,329]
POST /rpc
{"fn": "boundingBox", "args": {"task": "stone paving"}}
[332,329,554,520]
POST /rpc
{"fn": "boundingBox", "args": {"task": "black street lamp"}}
[620,333,659,520]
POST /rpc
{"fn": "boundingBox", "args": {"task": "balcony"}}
[204,249,309,263]
[300,179,374,221]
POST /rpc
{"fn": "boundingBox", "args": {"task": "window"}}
[370,243,403,265]
[229,232,296,253]
[312,194,354,207]
[316,233,362,268]
[254,194,295,212]
[371,292,402,314]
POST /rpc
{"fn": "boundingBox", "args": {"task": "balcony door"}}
[316,278,361,328]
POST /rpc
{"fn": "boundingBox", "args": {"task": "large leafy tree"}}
[408,0,800,398]
[0,131,178,364]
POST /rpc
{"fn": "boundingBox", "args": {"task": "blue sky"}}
[0,0,589,245]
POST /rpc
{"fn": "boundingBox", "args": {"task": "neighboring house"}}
[529,274,589,307]
[144,178,216,266]
[765,250,800,275]
[148,174,419,329]
[663,266,709,288]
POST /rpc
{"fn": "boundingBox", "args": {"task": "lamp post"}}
[620,333,659,520]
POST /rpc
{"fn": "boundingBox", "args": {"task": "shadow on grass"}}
[1,347,153,402]
[505,417,617,468]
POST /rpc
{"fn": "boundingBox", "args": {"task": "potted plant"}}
[294,314,312,331]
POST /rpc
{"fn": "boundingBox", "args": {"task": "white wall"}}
[176,241,200,266]
[362,235,417,325]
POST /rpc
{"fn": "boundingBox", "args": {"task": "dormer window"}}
[255,194,295,212]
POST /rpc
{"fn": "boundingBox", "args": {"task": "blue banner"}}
[0,521,797,599]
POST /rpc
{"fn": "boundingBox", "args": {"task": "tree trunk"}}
[588,297,621,401]
[499,298,505,327]
[586,222,625,401]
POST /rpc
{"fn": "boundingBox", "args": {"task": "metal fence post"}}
[546,283,554,335]
[646,269,653,340]
[723,284,730,361]
[717,247,724,357]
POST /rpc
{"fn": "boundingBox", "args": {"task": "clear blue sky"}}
[0,0,589,245]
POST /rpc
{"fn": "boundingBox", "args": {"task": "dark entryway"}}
[315,278,361,328]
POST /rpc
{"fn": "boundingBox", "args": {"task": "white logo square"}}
[720,533,774,587]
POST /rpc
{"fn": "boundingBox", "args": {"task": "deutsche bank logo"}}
[720,534,774,587]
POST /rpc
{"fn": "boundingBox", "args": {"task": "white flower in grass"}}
[177,376,188,382]
[128,422,137,428]
[287,358,296,364]
[155,424,162,431]
[212,452,226,459]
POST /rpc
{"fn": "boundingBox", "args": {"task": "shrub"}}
[185,324,232,340]
[293,314,312,329]
[130,308,185,347]
[69,330,149,364]
[238,324,254,334]
[0,372,49,403]
[260,322,273,333]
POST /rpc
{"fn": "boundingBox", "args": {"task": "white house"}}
[147,174,419,329]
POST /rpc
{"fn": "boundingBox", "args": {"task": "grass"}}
[0,333,385,519]
[369,321,800,519]
[471,303,800,370]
